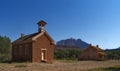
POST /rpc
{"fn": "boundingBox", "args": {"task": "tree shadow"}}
[89,66,120,71]
[104,66,120,71]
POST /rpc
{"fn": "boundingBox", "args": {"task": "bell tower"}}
[37,20,46,32]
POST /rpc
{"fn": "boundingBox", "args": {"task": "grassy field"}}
[0,60,120,71]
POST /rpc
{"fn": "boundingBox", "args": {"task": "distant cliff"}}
[56,38,89,49]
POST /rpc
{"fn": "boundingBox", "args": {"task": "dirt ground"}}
[0,60,120,71]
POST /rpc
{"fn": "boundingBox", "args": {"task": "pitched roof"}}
[85,45,103,52]
[37,20,47,27]
[12,31,55,45]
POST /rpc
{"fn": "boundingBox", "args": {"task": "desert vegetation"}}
[105,49,120,60]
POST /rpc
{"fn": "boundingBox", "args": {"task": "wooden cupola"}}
[37,20,46,27]
[37,20,47,32]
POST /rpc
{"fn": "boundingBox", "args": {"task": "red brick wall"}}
[12,33,54,63]
[12,43,32,62]
[32,34,54,63]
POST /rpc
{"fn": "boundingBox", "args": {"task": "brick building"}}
[78,44,106,60]
[12,20,55,63]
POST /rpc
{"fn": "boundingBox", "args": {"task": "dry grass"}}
[0,60,120,71]
[88,65,120,71]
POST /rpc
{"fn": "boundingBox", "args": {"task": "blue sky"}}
[0,0,120,49]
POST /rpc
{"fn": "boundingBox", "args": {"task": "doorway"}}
[41,49,47,62]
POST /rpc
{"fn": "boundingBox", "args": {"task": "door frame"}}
[41,48,47,62]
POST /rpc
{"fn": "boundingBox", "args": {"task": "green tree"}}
[105,49,120,60]
[0,35,11,62]
[54,49,81,60]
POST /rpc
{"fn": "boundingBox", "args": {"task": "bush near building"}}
[0,35,11,62]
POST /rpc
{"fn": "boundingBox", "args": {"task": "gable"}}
[35,34,51,45]
[32,31,44,41]
[32,31,55,45]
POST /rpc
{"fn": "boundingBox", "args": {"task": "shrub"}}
[0,36,11,62]
[54,49,81,60]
